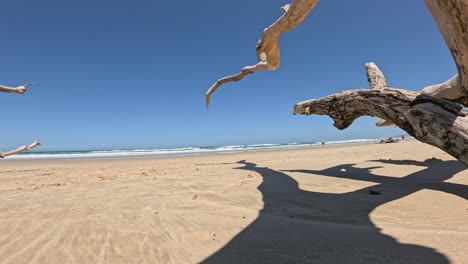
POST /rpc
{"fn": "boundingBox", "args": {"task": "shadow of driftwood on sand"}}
[202,159,466,264]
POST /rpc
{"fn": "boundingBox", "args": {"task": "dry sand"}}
[0,140,466,264]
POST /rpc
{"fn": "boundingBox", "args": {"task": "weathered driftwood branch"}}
[371,61,465,127]
[373,74,466,127]
[0,83,32,94]
[420,0,468,105]
[205,0,320,108]
[367,62,395,127]
[0,140,41,158]
[294,87,468,165]
[366,62,388,90]
[1,82,40,158]
[421,74,467,104]
[297,59,468,166]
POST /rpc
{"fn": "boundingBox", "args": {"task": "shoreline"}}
[2,138,409,162]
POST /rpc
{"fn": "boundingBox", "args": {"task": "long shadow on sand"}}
[202,159,466,264]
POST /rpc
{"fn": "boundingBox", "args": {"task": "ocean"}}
[2,138,385,160]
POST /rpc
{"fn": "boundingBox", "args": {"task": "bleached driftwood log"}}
[206,0,468,165]
[0,83,40,157]
[205,0,319,108]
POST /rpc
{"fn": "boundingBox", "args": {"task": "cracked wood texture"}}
[294,89,468,166]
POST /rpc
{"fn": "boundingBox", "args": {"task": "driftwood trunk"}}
[206,0,468,166]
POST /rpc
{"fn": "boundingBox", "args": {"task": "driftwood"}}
[295,0,468,166]
[0,83,32,94]
[422,0,468,105]
[294,64,468,166]
[205,0,319,108]
[0,83,40,158]
[205,0,468,166]
[0,140,41,158]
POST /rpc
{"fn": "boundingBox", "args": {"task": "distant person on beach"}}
[379,137,399,144]
[402,135,405,140]
[321,142,325,147]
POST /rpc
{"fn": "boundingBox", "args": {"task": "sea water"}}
[2,139,385,160]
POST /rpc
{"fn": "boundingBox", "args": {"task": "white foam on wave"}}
[6,138,377,160]
[325,139,376,145]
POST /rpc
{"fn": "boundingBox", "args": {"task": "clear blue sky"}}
[0,0,456,150]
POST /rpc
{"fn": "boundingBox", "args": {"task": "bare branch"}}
[294,89,468,165]
[366,63,397,126]
[0,140,41,158]
[421,74,468,105]
[423,0,468,105]
[375,119,394,127]
[369,64,466,126]
[205,0,320,108]
[0,83,32,94]
[366,62,388,90]
[205,62,268,109]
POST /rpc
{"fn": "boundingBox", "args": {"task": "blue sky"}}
[0,0,456,150]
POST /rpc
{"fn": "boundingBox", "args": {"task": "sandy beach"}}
[0,140,466,263]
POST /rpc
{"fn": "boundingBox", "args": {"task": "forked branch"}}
[294,63,468,166]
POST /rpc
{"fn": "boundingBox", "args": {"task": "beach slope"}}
[0,140,466,263]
